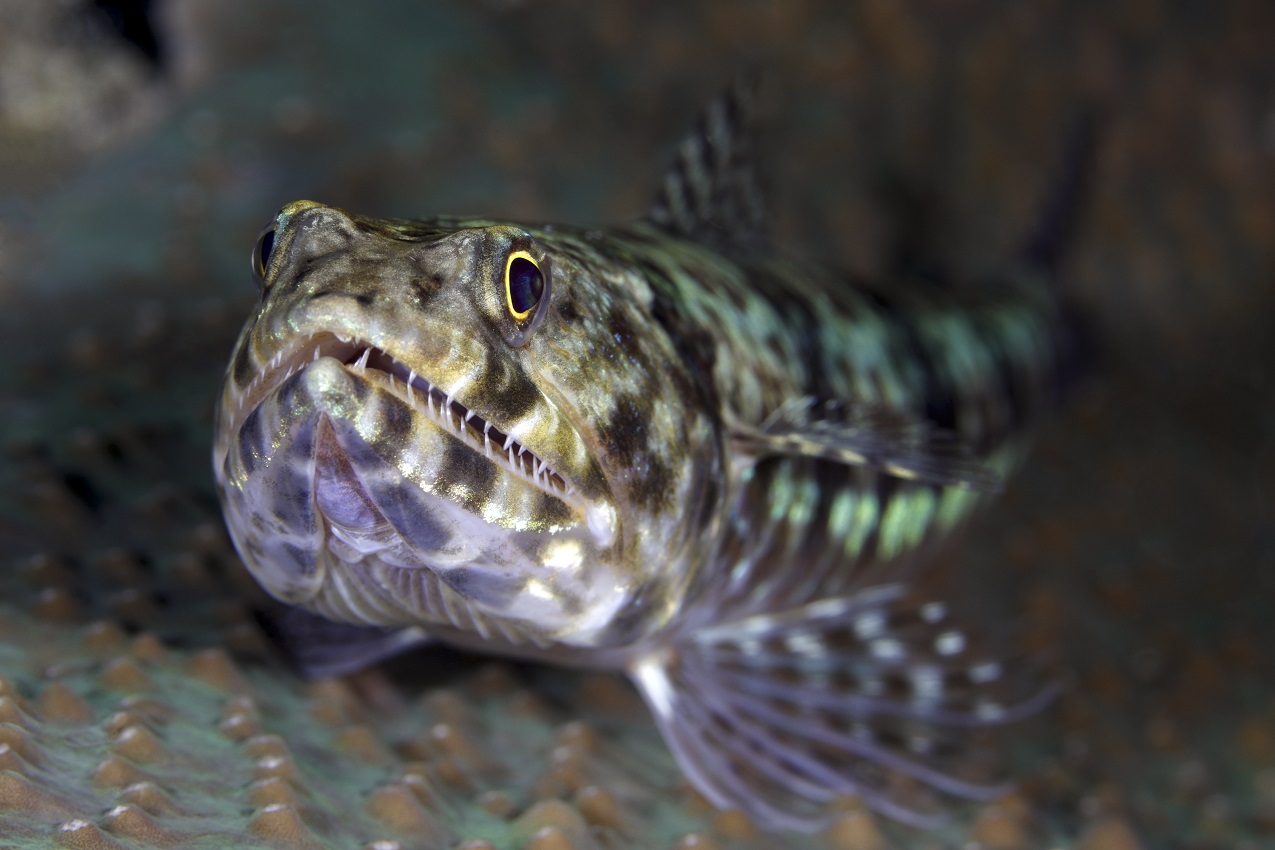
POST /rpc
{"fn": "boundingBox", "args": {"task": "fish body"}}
[213,86,1085,830]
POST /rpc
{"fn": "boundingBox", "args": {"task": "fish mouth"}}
[227,332,573,499]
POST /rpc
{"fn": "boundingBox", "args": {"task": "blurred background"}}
[0,1,1271,848]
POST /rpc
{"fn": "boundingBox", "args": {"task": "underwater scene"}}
[0,1,1271,848]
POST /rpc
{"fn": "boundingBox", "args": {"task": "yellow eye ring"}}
[504,250,545,321]
[251,223,277,291]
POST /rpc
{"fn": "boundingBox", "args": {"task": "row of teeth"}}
[232,345,304,418]
[339,344,572,496]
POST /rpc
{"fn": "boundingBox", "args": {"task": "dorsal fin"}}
[646,76,769,252]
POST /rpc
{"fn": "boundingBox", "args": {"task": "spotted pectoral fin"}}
[265,606,431,679]
[730,398,1003,492]
[629,585,1053,831]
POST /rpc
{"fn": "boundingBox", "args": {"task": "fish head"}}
[214,201,719,648]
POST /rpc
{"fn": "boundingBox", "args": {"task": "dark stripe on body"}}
[858,289,957,436]
[631,255,723,417]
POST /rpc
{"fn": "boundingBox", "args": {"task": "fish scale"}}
[213,82,1088,831]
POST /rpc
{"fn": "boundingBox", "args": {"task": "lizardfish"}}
[213,82,1088,831]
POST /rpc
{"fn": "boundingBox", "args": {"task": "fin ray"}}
[683,662,1013,801]
[646,75,769,251]
[630,585,1048,831]
[731,397,1002,492]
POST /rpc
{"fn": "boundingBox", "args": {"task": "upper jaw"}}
[338,340,575,498]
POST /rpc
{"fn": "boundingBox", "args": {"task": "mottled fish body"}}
[214,84,1085,830]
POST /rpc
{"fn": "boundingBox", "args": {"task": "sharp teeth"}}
[318,356,568,497]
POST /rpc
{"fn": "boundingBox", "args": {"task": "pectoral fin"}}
[628,585,1052,831]
[731,398,1002,492]
[265,606,430,679]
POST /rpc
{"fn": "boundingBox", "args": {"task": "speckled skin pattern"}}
[1,0,1272,848]
[215,199,1062,637]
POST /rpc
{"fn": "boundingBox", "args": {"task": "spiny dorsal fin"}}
[647,76,769,252]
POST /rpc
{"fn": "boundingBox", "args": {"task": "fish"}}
[212,80,1089,831]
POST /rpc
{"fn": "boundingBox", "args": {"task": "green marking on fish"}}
[214,79,1087,832]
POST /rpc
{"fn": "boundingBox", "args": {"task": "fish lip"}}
[225,332,578,502]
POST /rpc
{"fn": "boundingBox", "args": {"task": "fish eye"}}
[504,251,544,321]
[251,224,277,289]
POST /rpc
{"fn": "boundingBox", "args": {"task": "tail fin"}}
[1021,110,1104,401]
[629,585,1053,832]
[1021,111,1102,276]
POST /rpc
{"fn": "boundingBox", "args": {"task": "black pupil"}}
[509,257,543,315]
[255,227,276,277]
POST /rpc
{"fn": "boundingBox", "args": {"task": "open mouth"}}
[236,333,571,497]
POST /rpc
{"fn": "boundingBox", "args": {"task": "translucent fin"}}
[646,75,769,252]
[265,606,430,679]
[731,397,1002,492]
[630,585,1053,831]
